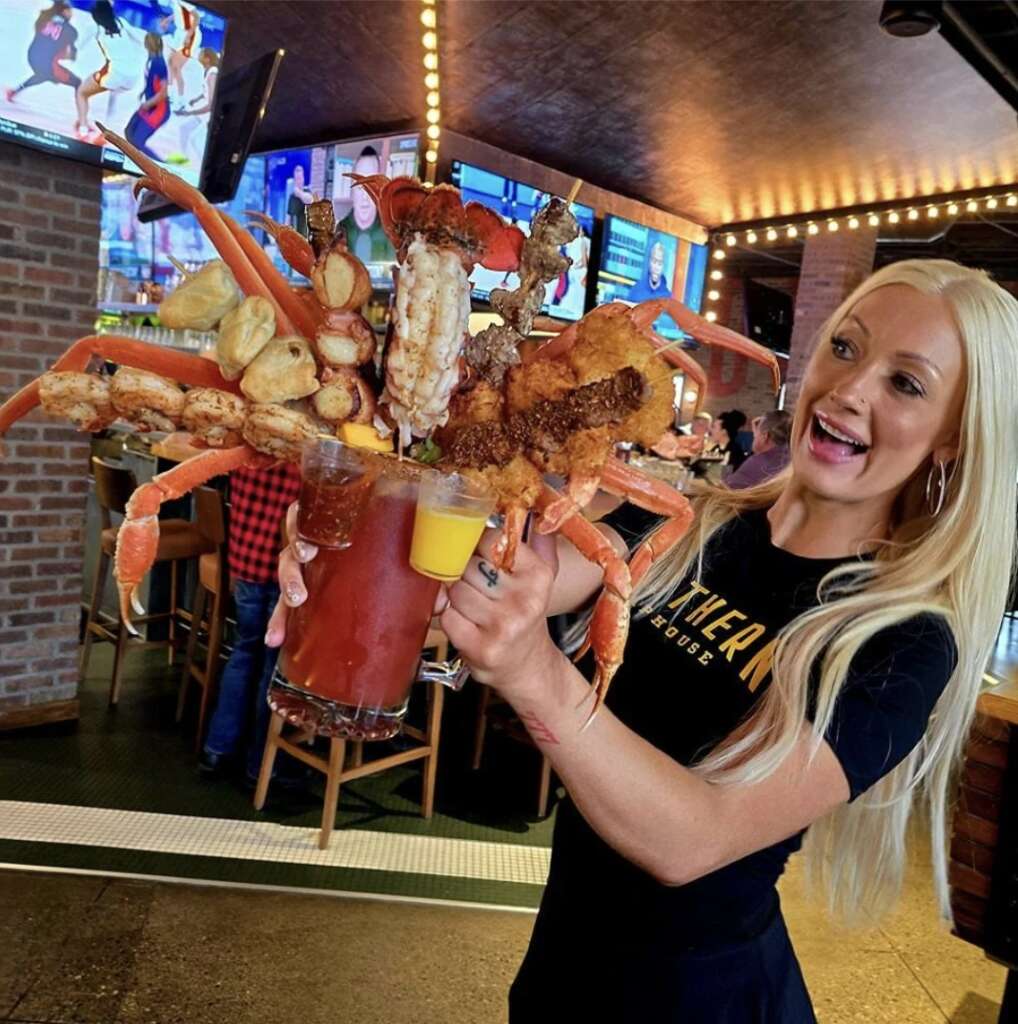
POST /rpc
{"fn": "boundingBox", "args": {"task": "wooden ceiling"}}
[205,0,1018,229]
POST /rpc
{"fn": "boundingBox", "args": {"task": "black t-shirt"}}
[543,505,956,954]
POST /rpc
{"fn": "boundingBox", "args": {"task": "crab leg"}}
[220,212,319,339]
[245,211,315,278]
[566,459,696,718]
[490,505,529,572]
[96,123,297,338]
[0,335,241,440]
[116,444,274,631]
[629,297,782,394]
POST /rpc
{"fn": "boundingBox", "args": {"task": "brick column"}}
[785,226,877,409]
[0,142,101,728]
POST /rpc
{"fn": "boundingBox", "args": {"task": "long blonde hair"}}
[634,259,1018,924]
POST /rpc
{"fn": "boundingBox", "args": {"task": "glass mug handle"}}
[418,655,470,692]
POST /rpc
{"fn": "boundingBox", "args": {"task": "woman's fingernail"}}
[264,629,275,646]
[285,582,304,606]
[294,541,311,561]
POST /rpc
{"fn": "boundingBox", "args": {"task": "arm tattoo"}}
[477,560,499,588]
[520,710,560,746]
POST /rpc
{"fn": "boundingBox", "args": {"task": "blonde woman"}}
[269,259,1018,1021]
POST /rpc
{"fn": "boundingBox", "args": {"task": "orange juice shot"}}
[410,472,495,582]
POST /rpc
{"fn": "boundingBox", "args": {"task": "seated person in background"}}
[726,410,793,490]
[679,409,712,438]
[199,463,301,783]
[699,409,747,482]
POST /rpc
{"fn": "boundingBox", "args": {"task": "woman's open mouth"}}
[808,412,870,464]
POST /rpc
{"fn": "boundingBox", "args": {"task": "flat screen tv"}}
[261,131,419,284]
[595,214,708,340]
[450,160,595,322]
[102,150,267,292]
[0,0,227,186]
[744,278,793,353]
[136,47,282,221]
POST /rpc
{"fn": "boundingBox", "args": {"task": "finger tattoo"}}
[478,560,499,589]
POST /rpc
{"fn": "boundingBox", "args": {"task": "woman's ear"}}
[932,439,959,467]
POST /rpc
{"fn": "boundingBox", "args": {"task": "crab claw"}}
[114,483,163,634]
[245,211,314,277]
[577,585,631,722]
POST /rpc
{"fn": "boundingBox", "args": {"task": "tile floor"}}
[1,633,1014,1021]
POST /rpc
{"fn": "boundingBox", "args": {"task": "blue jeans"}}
[203,579,279,778]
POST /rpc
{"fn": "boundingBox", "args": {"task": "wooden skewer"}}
[565,178,583,206]
[167,255,193,279]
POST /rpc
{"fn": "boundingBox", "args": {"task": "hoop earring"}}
[925,460,947,517]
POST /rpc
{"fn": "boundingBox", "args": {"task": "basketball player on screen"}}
[74,0,146,144]
[5,2,81,106]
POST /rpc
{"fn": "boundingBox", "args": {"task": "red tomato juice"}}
[279,479,441,709]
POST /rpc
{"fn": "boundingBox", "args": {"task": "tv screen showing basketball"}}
[0,0,227,185]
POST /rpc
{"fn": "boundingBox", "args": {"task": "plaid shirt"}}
[227,463,302,585]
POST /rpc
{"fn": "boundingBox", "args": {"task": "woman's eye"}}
[831,336,852,358]
[892,373,924,398]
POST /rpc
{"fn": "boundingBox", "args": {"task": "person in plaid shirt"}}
[200,462,302,782]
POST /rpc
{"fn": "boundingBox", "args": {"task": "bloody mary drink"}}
[272,459,442,740]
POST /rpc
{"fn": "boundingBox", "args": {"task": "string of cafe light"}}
[699,189,1018,325]
[421,0,440,185]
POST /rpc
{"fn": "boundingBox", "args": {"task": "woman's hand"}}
[439,527,565,699]
[265,502,316,648]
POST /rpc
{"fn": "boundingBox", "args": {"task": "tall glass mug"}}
[271,442,458,741]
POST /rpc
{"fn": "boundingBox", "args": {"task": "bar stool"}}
[80,456,215,706]
[176,487,229,750]
[253,628,450,850]
[472,687,554,818]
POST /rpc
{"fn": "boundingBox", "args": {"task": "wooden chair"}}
[472,687,554,818]
[253,628,450,849]
[176,487,229,750]
[80,457,215,705]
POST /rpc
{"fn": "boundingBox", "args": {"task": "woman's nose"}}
[830,364,878,411]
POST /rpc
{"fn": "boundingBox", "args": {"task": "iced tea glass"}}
[296,437,381,550]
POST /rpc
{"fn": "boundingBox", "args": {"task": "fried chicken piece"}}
[463,455,543,510]
[567,310,674,447]
[445,367,648,469]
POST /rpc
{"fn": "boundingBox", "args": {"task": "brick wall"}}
[785,226,877,409]
[0,142,101,725]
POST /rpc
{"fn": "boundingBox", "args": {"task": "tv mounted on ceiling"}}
[450,160,596,322]
[137,47,283,221]
[0,0,227,186]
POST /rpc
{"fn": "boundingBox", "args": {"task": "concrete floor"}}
[0,838,1007,1024]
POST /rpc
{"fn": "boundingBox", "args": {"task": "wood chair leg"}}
[319,737,346,850]
[348,741,364,769]
[471,686,492,770]
[194,587,224,752]
[108,603,131,707]
[537,755,552,819]
[177,582,207,723]
[167,559,179,665]
[80,550,108,679]
[421,681,445,819]
[252,713,284,811]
